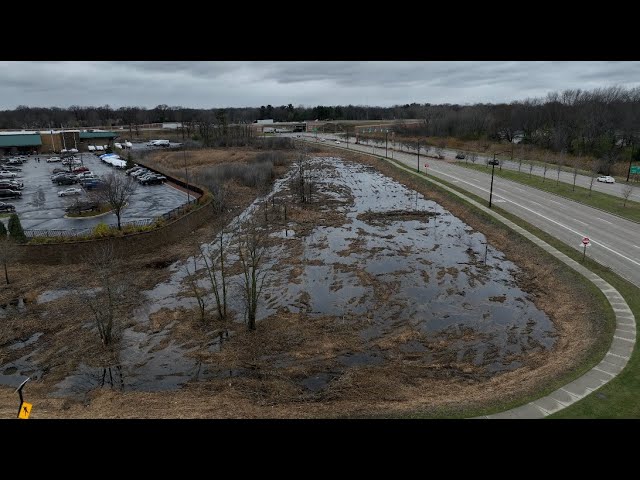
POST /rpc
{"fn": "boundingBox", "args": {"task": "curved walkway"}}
[380,155,636,418]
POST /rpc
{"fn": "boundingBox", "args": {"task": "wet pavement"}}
[6,153,190,231]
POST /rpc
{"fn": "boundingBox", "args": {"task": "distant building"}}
[162,122,183,129]
[78,130,118,151]
[0,132,42,155]
[255,119,274,124]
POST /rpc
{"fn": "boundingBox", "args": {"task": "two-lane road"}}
[286,133,640,287]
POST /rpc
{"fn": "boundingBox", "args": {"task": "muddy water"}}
[3,157,556,397]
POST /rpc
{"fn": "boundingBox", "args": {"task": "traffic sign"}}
[18,402,32,419]
[425,163,429,168]
[582,236,590,246]
[631,166,640,174]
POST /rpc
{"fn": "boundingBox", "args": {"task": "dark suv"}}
[0,202,15,212]
[487,159,500,166]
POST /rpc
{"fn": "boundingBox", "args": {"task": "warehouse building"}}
[0,132,42,155]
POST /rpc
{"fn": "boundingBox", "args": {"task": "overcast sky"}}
[1,61,639,110]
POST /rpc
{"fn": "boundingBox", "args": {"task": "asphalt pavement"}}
[5,153,190,232]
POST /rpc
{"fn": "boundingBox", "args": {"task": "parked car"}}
[65,201,99,213]
[75,171,95,179]
[597,175,615,184]
[46,156,61,162]
[56,176,78,185]
[0,189,21,198]
[0,171,17,178]
[455,153,466,159]
[58,187,82,197]
[80,179,105,190]
[0,181,24,190]
[0,202,16,212]
[72,166,90,173]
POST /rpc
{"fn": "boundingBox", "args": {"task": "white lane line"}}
[430,168,640,269]
[599,219,613,225]
[573,219,588,226]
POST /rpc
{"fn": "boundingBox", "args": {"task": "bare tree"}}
[469,152,478,164]
[572,158,580,192]
[0,221,19,285]
[184,253,207,323]
[93,173,137,230]
[238,223,268,331]
[77,242,128,347]
[542,162,549,183]
[529,162,534,178]
[622,183,634,207]
[201,231,228,322]
[556,154,564,186]
[589,160,600,196]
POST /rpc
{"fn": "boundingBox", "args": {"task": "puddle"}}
[9,332,44,351]
[37,290,71,304]
[299,372,339,393]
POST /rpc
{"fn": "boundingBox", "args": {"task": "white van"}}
[148,139,170,147]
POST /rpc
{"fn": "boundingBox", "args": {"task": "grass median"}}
[453,161,640,223]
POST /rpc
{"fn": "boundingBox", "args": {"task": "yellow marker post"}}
[18,402,32,419]
[15,377,31,419]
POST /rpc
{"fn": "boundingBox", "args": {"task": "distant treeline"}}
[3,86,640,160]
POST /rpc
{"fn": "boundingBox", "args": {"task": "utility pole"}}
[417,142,420,172]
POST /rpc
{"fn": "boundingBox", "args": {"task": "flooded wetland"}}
[0,153,606,417]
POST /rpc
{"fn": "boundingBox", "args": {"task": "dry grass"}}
[0,149,609,419]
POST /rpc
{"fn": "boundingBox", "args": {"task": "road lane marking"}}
[424,168,640,269]
[598,219,613,225]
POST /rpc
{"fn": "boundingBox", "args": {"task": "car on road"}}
[58,187,82,197]
[46,156,61,162]
[455,153,466,159]
[487,159,500,166]
[335,140,341,144]
[597,175,615,184]
[0,202,16,212]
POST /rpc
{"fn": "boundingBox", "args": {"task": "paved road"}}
[304,133,640,202]
[286,133,640,288]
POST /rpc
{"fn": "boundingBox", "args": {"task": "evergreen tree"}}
[7,214,26,243]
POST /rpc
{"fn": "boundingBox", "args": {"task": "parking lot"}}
[3,153,191,231]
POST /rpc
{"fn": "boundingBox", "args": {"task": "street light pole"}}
[489,152,499,208]
[417,142,420,172]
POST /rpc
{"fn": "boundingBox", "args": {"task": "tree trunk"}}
[4,260,9,285]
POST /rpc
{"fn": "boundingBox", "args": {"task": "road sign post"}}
[425,163,429,176]
[581,236,591,262]
[15,377,31,419]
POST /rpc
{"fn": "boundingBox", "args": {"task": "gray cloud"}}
[0,61,639,109]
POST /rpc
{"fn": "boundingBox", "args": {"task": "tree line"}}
[3,86,640,160]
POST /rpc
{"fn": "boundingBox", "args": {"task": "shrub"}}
[0,221,6,238]
[7,214,26,243]
[92,222,112,237]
